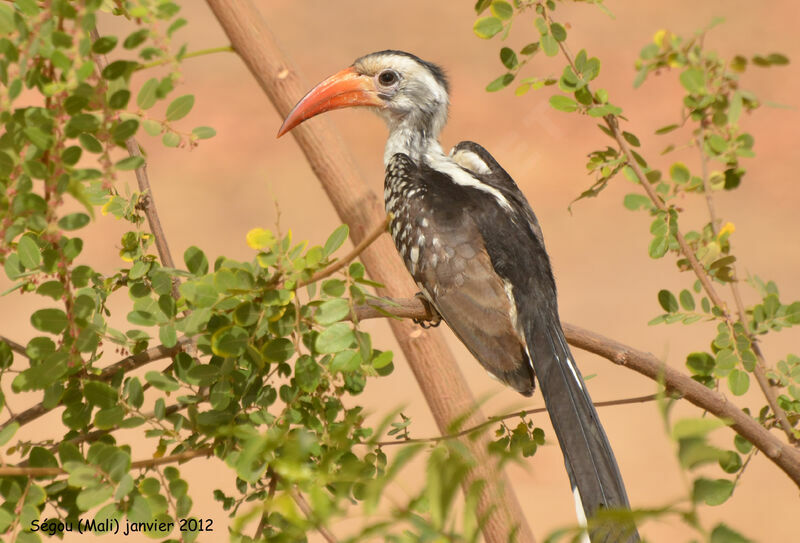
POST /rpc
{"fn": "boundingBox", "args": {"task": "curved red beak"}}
[277,66,383,137]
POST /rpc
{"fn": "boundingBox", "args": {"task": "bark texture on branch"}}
[356,297,800,487]
[203,1,535,541]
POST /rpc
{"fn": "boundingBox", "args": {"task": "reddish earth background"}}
[3,1,799,541]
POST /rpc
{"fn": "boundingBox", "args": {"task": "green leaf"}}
[316,299,351,325]
[766,53,789,66]
[94,406,125,429]
[113,119,139,143]
[192,126,216,139]
[79,133,103,153]
[159,323,178,348]
[679,68,705,94]
[486,73,514,92]
[0,4,14,35]
[162,132,181,147]
[184,246,209,275]
[710,524,752,543]
[58,212,90,231]
[541,34,559,57]
[550,22,567,42]
[145,371,180,392]
[0,421,19,446]
[102,60,133,81]
[262,337,294,362]
[500,47,518,69]
[473,16,503,39]
[92,36,118,55]
[728,369,749,395]
[679,289,695,311]
[686,352,714,376]
[655,124,679,135]
[165,94,195,121]
[622,193,650,211]
[693,478,734,506]
[549,95,578,112]
[670,162,690,183]
[587,104,622,117]
[648,235,668,258]
[672,417,726,440]
[84,381,118,408]
[31,308,68,334]
[211,325,249,357]
[657,290,678,312]
[490,0,513,20]
[18,235,41,269]
[137,78,159,109]
[115,156,145,171]
[109,89,130,109]
[77,484,114,511]
[323,224,349,257]
[372,350,393,369]
[316,322,355,354]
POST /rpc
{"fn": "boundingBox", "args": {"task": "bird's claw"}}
[413,292,442,329]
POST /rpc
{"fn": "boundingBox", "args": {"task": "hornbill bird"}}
[278,50,638,541]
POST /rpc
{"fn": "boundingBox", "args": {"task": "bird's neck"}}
[383,113,446,166]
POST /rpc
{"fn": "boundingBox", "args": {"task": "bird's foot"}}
[412,292,442,329]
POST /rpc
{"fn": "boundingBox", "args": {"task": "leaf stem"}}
[697,131,796,443]
[371,394,659,447]
[91,27,181,299]
[137,45,235,71]
[297,215,390,288]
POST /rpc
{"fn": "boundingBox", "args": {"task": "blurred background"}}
[3,1,799,541]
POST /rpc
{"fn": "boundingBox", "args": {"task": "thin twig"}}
[0,446,213,477]
[90,28,181,299]
[697,129,795,443]
[289,487,339,543]
[731,448,758,497]
[697,130,719,233]
[137,45,235,71]
[297,215,390,288]
[0,335,27,358]
[371,394,659,447]
[0,337,189,430]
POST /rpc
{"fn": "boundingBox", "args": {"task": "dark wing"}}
[450,140,545,245]
[453,142,638,539]
[396,155,536,395]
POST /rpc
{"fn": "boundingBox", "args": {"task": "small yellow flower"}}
[653,29,668,47]
[718,222,735,239]
[246,227,275,250]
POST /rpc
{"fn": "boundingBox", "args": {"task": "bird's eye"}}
[378,70,399,86]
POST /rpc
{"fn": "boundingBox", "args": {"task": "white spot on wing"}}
[450,147,492,175]
[425,149,513,212]
[565,354,585,391]
[573,486,591,543]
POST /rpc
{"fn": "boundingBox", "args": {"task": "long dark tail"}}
[527,320,639,542]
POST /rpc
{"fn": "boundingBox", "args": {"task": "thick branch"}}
[354,297,800,486]
[204,2,535,541]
